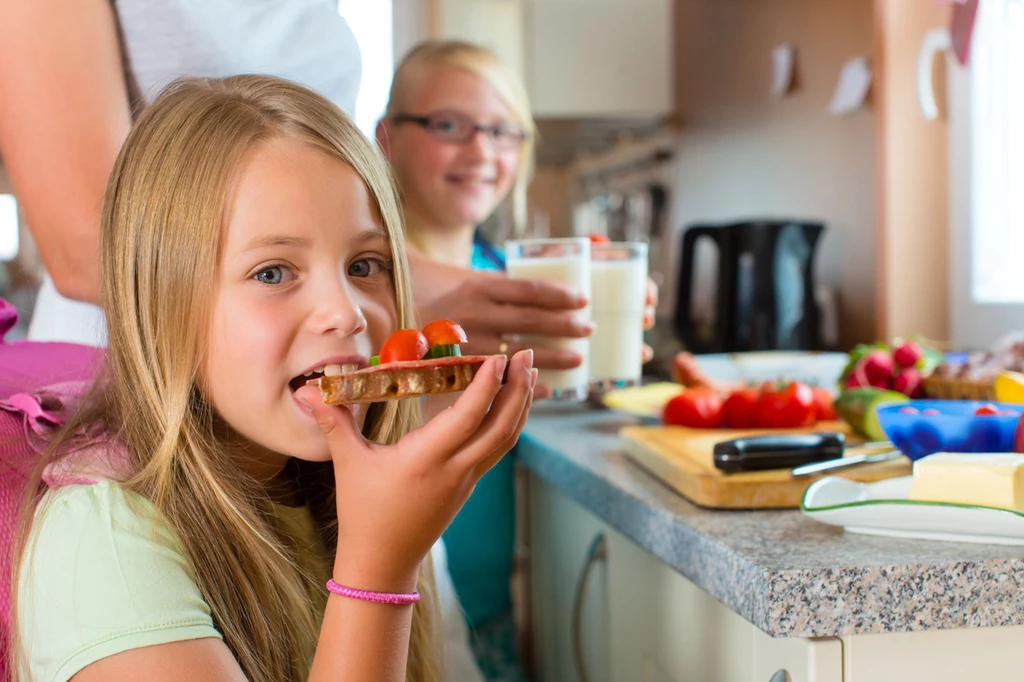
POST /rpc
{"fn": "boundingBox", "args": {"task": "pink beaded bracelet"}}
[325,579,421,605]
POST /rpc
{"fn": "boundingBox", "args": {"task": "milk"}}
[505,242,591,400]
[590,244,648,387]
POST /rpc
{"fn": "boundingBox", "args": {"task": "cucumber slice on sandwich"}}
[422,344,462,360]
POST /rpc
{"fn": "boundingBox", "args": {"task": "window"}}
[338,1,394,138]
[0,194,18,261]
[971,0,1024,303]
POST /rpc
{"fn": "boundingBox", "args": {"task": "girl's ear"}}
[375,120,391,158]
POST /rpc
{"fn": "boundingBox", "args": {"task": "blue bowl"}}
[875,400,1023,461]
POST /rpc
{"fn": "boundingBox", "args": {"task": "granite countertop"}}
[517,405,1024,639]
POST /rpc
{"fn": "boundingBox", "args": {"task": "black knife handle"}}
[713,432,846,473]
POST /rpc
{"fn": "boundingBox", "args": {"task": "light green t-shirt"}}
[16,480,328,682]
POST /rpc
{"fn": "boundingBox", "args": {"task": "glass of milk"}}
[504,237,591,401]
[589,242,648,389]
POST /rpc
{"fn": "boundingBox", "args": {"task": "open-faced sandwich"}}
[318,319,491,405]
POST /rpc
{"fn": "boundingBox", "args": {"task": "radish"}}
[893,341,923,369]
[892,367,923,398]
[846,372,867,389]
[861,351,894,385]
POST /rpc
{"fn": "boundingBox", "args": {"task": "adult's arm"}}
[0,0,132,304]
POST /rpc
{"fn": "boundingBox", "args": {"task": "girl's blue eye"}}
[254,266,284,285]
[349,258,387,278]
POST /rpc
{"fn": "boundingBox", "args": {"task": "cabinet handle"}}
[572,532,607,682]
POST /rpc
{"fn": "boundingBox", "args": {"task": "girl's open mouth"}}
[289,363,353,392]
[289,370,323,393]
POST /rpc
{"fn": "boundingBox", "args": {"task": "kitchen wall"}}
[664,0,877,349]
[0,161,11,194]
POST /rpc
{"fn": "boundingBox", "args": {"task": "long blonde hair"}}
[387,39,537,234]
[12,75,440,682]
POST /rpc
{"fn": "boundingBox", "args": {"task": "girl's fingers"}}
[504,339,582,370]
[406,354,508,462]
[454,351,534,470]
[294,383,367,456]
[642,343,654,364]
[645,277,658,307]
[644,277,659,330]
[475,368,536,475]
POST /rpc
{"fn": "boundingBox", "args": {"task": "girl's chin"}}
[450,207,495,228]
[288,448,334,464]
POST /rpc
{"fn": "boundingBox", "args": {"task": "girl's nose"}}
[309,285,367,337]
[463,129,495,160]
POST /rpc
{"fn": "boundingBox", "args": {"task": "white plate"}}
[801,476,1024,546]
[697,351,850,387]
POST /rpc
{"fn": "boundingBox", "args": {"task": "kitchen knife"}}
[713,432,845,473]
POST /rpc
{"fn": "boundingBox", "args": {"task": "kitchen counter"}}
[518,405,1024,639]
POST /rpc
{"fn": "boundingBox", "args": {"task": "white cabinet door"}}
[433,0,673,118]
[435,0,527,79]
[528,476,612,682]
[605,530,843,682]
[525,0,673,117]
[528,478,842,682]
[844,625,1024,682]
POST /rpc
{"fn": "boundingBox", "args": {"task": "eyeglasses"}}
[390,111,528,149]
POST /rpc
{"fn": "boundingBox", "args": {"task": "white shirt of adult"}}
[29,0,359,346]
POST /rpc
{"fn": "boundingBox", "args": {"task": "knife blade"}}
[790,450,903,478]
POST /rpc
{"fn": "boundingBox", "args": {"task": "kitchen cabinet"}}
[433,0,673,118]
[528,476,612,682]
[604,526,843,682]
[528,475,843,682]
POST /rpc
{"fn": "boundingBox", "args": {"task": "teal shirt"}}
[442,235,514,626]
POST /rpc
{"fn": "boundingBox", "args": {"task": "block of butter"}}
[910,453,1024,511]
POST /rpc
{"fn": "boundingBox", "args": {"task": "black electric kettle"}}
[674,220,825,353]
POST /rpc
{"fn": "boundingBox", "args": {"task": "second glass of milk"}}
[590,242,648,389]
[505,237,591,401]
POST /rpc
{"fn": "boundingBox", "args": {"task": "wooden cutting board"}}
[620,422,911,509]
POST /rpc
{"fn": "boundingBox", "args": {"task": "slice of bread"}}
[318,355,489,405]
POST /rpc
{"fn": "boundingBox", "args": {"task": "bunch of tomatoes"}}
[662,382,837,430]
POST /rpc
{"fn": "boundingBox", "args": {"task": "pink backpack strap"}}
[0,384,129,487]
[0,298,119,670]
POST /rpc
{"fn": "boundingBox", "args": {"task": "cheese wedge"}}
[910,453,1024,511]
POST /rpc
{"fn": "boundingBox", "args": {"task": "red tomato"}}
[379,329,429,364]
[811,386,838,422]
[722,388,761,429]
[753,382,816,428]
[663,389,724,429]
[422,319,468,347]
[975,404,1000,416]
[587,233,611,243]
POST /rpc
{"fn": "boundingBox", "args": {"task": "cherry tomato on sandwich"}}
[811,386,838,422]
[722,388,760,429]
[422,319,468,347]
[379,328,430,364]
[663,389,724,429]
[754,382,816,428]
